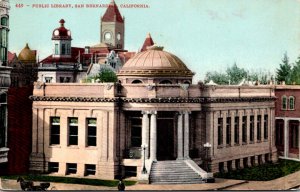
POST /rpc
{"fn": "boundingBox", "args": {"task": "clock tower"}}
[100,0,124,50]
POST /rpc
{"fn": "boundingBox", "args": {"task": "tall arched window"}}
[1,17,8,26]
[289,96,295,110]
[282,96,287,110]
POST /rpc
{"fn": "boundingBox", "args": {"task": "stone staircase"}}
[149,160,204,184]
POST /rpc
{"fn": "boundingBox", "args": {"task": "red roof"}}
[102,0,124,23]
[8,51,17,63]
[40,47,85,64]
[141,33,154,52]
[52,19,72,40]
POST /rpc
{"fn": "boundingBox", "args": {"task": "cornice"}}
[30,96,276,103]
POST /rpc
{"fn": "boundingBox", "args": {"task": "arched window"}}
[282,96,287,110]
[131,80,143,84]
[289,96,295,110]
[159,80,172,84]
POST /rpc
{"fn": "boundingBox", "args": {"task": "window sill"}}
[234,143,240,146]
[67,146,79,149]
[249,141,254,144]
[217,145,223,149]
[49,145,61,148]
[257,140,262,143]
[242,142,247,145]
[85,146,97,150]
[225,144,231,148]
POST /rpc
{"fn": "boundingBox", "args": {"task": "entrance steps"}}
[149,160,204,184]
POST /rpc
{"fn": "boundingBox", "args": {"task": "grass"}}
[1,174,136,187]
[215,159,300,181]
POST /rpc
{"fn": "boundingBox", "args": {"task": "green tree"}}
[276,52,292,84]
[290,56,300,85]
[96,67,118,83]
[226,63,247,84]
[204,71,229,85]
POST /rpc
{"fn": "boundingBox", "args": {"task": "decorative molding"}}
[29,96,276,104]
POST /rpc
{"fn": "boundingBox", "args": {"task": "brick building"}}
[275,85,300,160]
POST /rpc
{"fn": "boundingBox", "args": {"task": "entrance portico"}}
[141,110,191,165]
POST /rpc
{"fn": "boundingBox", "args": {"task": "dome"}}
[52,19,72,40]
[18,43,36,62]
[118,46,194,77]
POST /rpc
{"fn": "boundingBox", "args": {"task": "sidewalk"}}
[224,170,300,190]
[3,171,300,191]
[0,178,245,191]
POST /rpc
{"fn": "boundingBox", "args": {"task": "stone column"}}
[184,111,190,159]
[141,111,150,159]
[284,119,289,158]
[177,112,183,160]
[150,111,157,161]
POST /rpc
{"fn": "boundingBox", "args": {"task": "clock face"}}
[104,32,111,40]
[54,30,59,36]
[67,30,71,36]
[117,33,121,40]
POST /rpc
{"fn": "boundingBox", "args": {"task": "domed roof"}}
[18,43,36,62]
[118,46,194,77]
[52,19,72,40]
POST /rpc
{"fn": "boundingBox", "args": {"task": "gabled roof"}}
[102,0,124,23]
[40,47,85,64]
[141,33,154,52]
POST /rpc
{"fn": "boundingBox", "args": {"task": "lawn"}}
[215,159,300,181]
[1,174,136,187]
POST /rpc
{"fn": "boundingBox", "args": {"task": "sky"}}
[8,0,300,81]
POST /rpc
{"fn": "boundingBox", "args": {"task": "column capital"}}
[184,111,191,115]
[141,111,150,115]
[149,110,157,115]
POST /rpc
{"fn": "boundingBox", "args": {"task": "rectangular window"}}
[55,44,59,55]
[0,99,7,148]
[50,117,60,145]
[131,117,142,147]
[242,116,247,143]
[226,117,231,145]
[66,163,77,175]
[218,118,223,146]
[257,115,261,141]
[68,118,78,145]
[87,118,97,147]
[85,164,96,176]
[48,162,59,173]
[264,115,268,139]
[45,77,52,83]
[250,116,254,142]
[234,116,239,144]
[66,44,71,55]
[61,44,66,55]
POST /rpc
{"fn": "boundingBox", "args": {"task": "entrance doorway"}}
[157,112,175,160]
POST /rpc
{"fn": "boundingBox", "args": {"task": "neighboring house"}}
[275,85,300,160]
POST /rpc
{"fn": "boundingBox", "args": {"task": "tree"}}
[276,52,292,84]
[289,55,300,85]
[226,63,247,85]
[205,71,229,85]
[96,67,118,83]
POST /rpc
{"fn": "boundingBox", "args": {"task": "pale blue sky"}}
[9,0,300,81]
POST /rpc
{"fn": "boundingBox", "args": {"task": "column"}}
[141,111,150,159]
[284,119,289,158]
[184,111,190,159]
[177,112,183,160]
[150,111,157,161]
[230,111,235,146]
